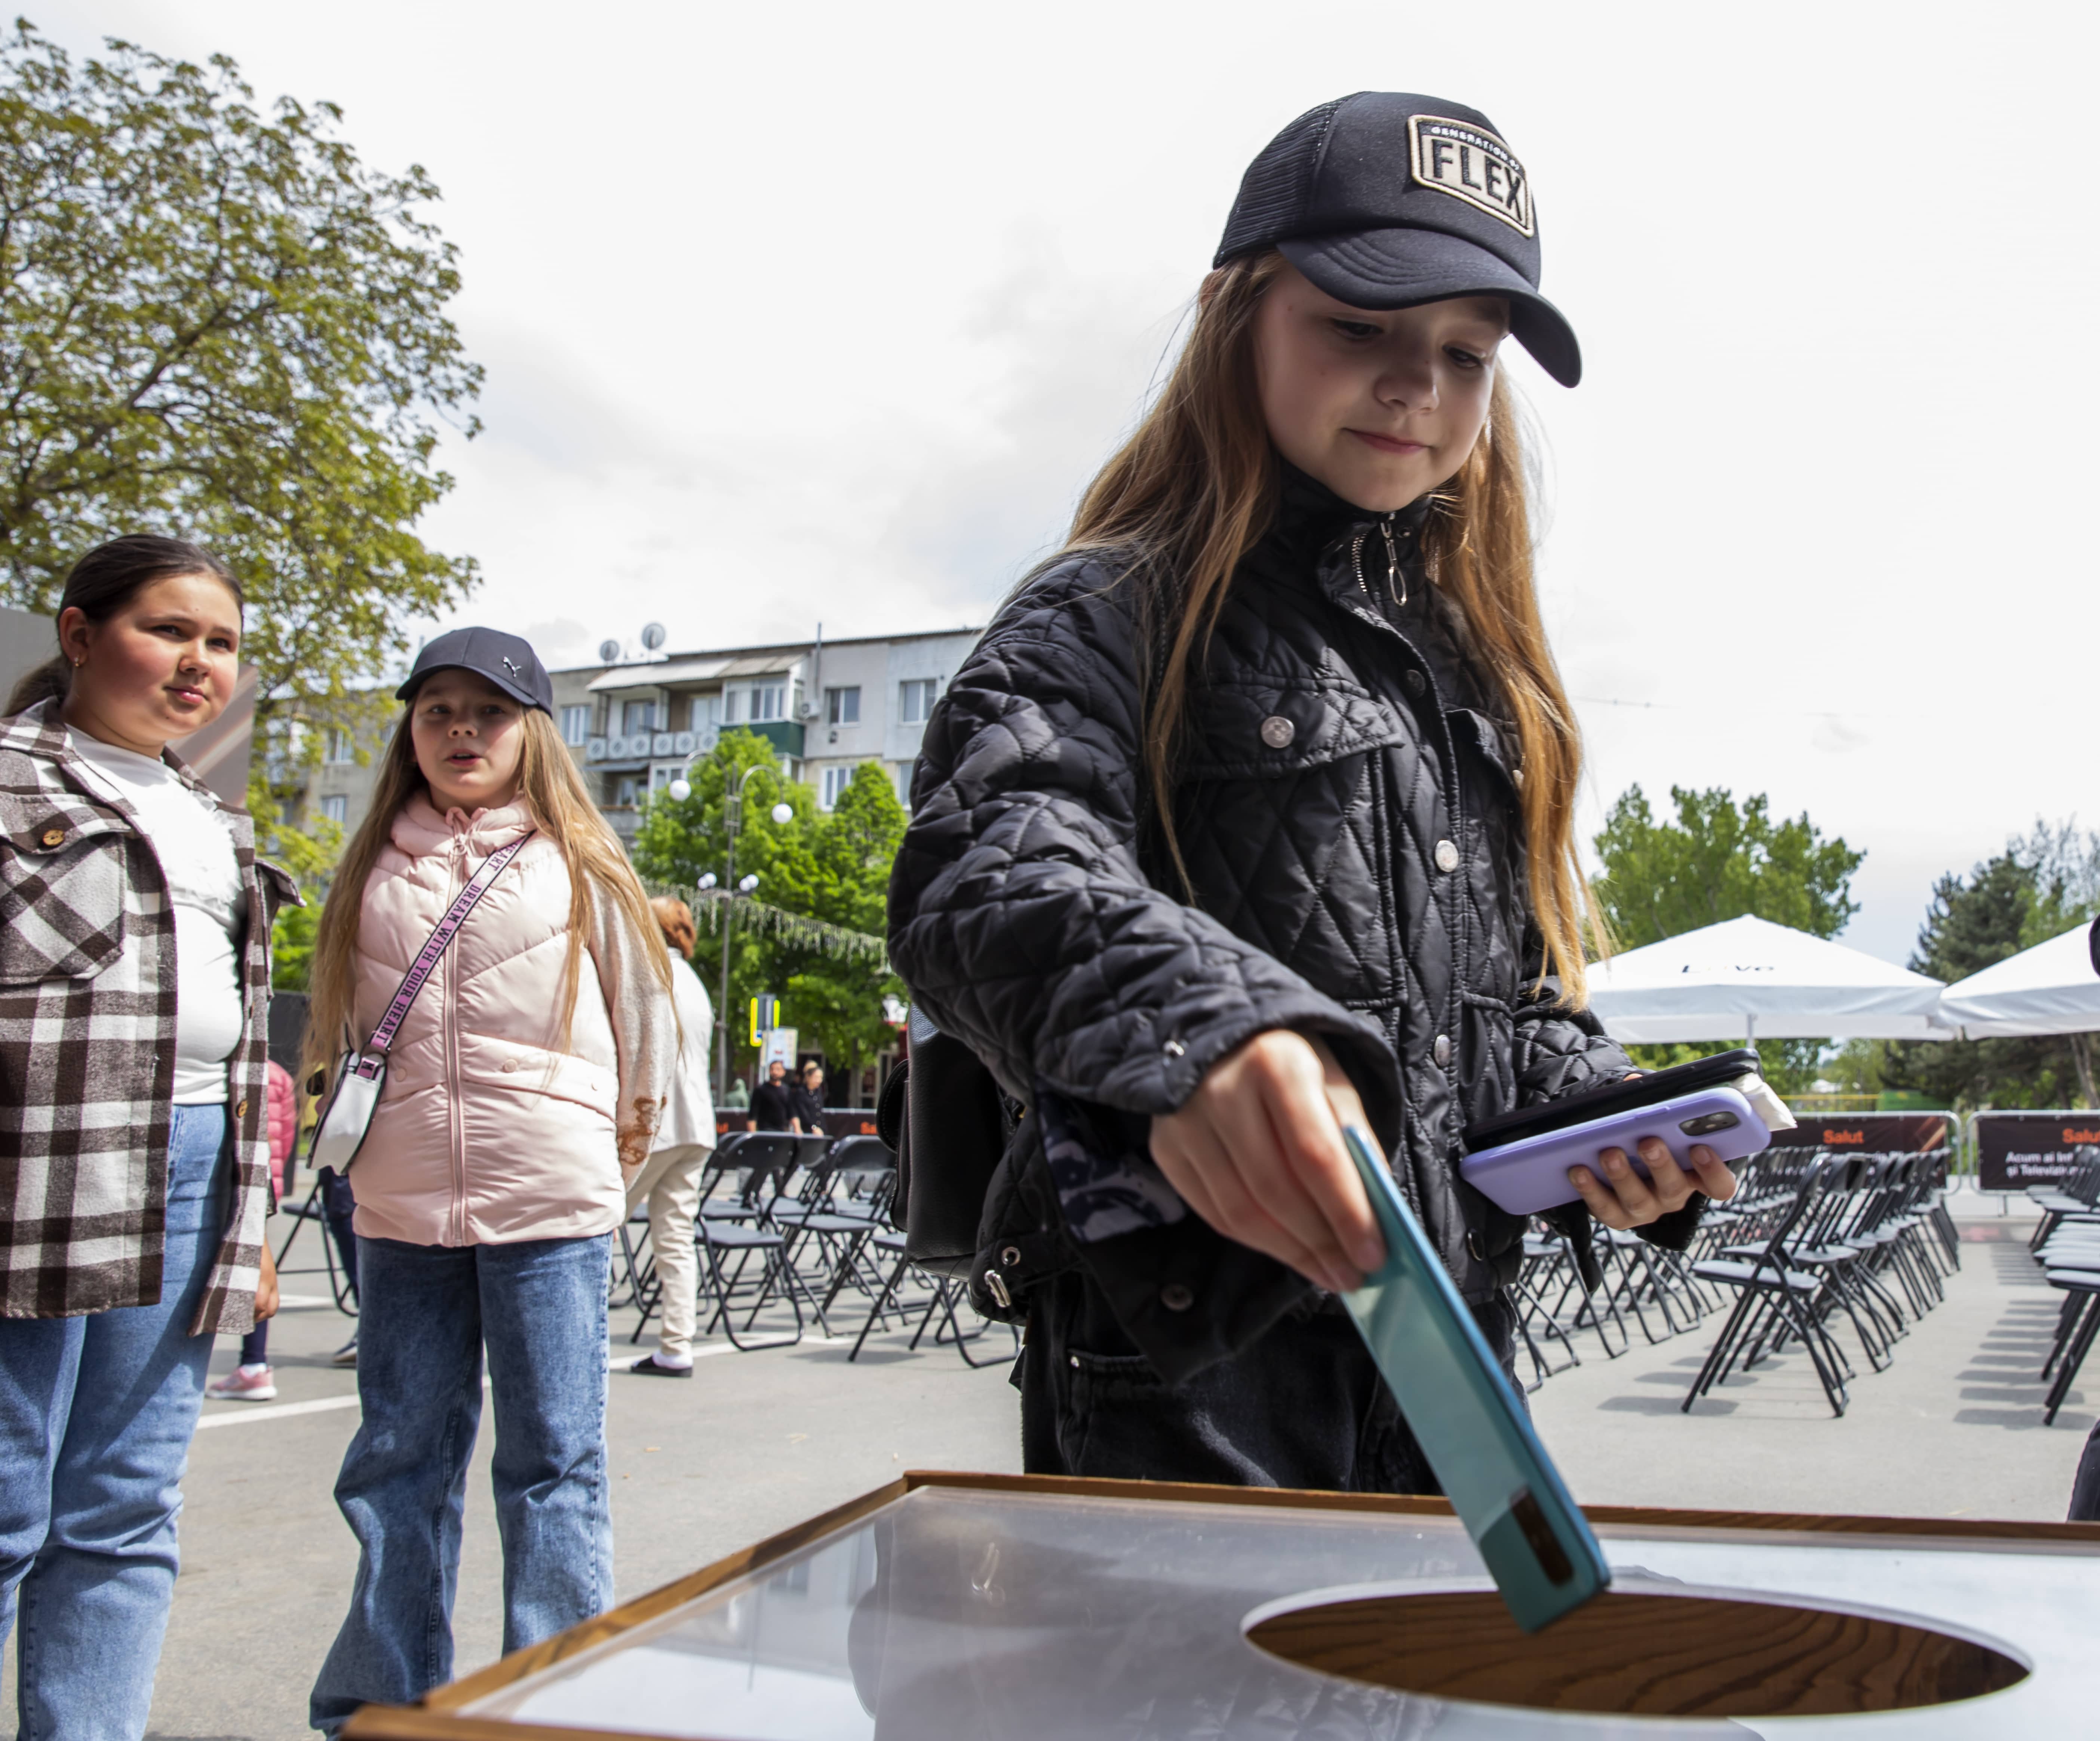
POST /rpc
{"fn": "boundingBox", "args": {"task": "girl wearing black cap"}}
[889,93,1736,1490]
[303,632,675,1729]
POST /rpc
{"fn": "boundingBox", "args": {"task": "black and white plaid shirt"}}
[0,701,298,1333]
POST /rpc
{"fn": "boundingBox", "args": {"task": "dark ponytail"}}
[5,536,242,717]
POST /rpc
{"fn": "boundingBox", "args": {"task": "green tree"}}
[1591,784,1866,1094]
[633,734,904,1091]
[1881,823,2100,1109]
[0,24,480,814]
[1592,785,1864,949]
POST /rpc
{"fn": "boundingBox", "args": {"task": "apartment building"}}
[291,624,983,848]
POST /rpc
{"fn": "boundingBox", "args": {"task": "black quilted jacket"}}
[890,468,1691,1382]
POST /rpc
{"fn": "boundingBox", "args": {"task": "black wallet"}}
[1463,1048,1763,1153]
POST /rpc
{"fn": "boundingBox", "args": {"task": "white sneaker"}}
[206,1364,278,1402]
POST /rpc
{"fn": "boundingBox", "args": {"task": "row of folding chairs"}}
[1680,1149,1959,1417]
[618,1129,899,1351]
[1511,1216,1720,1388]
[2025,1147,2100,1424]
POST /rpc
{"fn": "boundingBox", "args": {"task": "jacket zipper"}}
[446,836,468,1244]
[1351,511,1407,608]
[1337,514,1471,1176]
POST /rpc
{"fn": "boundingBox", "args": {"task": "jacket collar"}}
[1265,461,1437,566]
[393,792,537,859]
[3,697,226,811]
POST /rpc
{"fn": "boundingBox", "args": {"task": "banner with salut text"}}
[1768,1112,1954,1157]
[1971,1111,2100,1192]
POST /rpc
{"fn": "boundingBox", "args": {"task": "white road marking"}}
[197,1333,853,1428]
[196,1394,358,1429]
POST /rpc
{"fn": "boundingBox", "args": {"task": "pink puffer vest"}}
[345,797,624,1246]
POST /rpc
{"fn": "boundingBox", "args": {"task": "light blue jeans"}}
[309,1232,614,1734]
[0,1103,230,1741]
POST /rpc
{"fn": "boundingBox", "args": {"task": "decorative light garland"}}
[656,883,889,968]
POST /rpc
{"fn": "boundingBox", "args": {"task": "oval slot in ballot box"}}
[1244,1585,2028,1719]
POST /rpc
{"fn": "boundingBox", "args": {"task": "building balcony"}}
[584,718,802,767]
[742,719,804,759]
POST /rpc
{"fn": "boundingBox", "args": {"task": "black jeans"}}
[1016,1266,1521,1494]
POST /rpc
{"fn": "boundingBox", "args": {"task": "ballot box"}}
[343,1471,2100,1739]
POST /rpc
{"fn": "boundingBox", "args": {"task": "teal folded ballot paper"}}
[1339,1125,1610,1632]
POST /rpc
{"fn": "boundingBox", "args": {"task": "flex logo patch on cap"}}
[1408,115,1533,237]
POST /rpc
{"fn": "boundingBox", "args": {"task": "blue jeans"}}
[309,1233,614,1734]
[0,1104,230,1741]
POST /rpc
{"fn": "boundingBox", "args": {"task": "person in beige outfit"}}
[627,898,718,1376]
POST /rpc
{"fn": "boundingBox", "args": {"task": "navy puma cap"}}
[397,627,554,714]
[1215,92,1581,387]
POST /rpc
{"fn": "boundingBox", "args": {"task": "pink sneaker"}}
[206,1364,277,1402]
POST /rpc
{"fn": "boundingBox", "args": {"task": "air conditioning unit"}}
[653,732,674,756]
[673,731,697,755]
[608,734,634,757]
[587,737,607,760]
[796,702,819,721]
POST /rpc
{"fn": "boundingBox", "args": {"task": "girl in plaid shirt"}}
[0,536,294,1740]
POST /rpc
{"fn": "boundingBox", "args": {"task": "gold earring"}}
[71,656,83,668]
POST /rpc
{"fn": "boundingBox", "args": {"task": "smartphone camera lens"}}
[1679,1110,1740,1137]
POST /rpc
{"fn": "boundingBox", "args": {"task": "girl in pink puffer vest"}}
[300,631,675,1730]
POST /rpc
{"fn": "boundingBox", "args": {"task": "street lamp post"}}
[688,761,794,1104]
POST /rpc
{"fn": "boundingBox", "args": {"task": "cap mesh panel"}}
[1214,99,1342,267]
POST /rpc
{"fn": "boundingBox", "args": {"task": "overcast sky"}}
[36,0,2100,965]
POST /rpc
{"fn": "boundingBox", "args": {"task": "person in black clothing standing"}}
[749,1060,796,1132]
[792,1062,828,1138]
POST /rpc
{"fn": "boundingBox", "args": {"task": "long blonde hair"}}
[1061,251,1601,1003]
[304,699,672,1078]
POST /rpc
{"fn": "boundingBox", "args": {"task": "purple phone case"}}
[1458,1086,1771,1217]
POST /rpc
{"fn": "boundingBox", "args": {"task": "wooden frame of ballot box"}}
[342,1471,2100,1740]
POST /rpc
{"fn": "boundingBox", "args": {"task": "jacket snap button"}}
[1259,715,1295,749]
[1162,1039,1185,1058]
[1434,839,1460,873]
[1160,1282,1195,1312]
[39,827,63,847]
[1433,1034,1452,1067]
[1000,1245,1021,1268]
[235,1098,249,1119]
[502,1059,518,1073]
[1405,670,1426,697]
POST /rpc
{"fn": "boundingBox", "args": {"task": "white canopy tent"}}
[1585,913,1952,1044]
[1937,920,2100,1037]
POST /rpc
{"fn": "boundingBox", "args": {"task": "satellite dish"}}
[597,639,622,664]
[641,623,667,650]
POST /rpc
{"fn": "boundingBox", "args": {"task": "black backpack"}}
[874,1007,1014,1280]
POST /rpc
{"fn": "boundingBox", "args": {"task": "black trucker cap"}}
[1215,92,1580,387]
[396,627,554,714]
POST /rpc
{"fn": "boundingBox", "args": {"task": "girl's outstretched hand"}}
[1149,1030,1387,1295]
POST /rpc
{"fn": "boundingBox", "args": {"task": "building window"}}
[323,728,355,765]
[825,686,860,726]
[614,775,641,808]
[691,693,720,730]
[560,705,591,745]
[748,683,787,723]
[621,699,655,735]
[319,794,348,825]
[898,677,941,725]
[820,765,856,809]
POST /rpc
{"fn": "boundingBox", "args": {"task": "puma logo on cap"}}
[1409,116,1533,237]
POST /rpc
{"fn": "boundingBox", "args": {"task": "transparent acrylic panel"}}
[458,1484,2094,1740]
